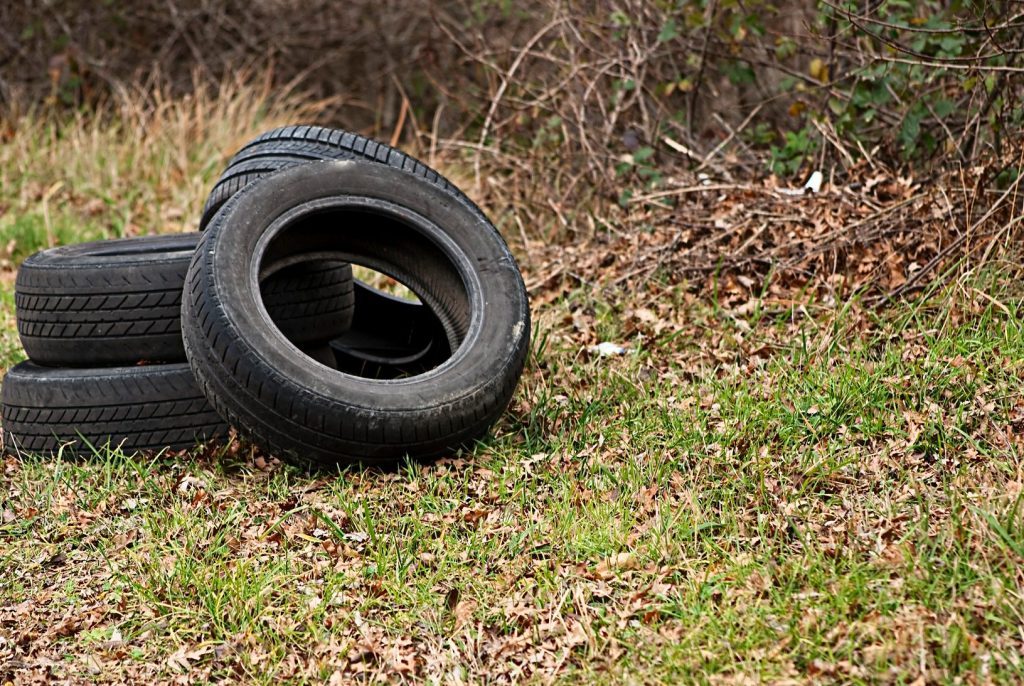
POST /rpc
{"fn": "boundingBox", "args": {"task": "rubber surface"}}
[329,281,449,379]
[182,161,530,466]
[201,125,469,230]
[15,234,355,366]
[1,362,228,455]
[200,125,467,374]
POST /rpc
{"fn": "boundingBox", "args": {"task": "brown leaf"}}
[596,551,639,579]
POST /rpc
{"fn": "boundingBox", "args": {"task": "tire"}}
[1,362,227,456]
[15,234,355,366]
[182,161,530,465]
[260,260,356,345]
[199,125,467,375]
[200,125,468,230]
[329,281,449,379]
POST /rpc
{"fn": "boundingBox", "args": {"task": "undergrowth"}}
[2,272,1022,682]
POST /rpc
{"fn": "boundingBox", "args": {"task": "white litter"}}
[776,169,824,197]
[589,342,629,356]
[804,170,823,193]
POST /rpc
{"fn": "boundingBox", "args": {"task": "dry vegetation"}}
[2,1,1024,683]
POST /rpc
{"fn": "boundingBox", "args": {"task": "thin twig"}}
[627,183,761,205]
[474,16,567,189]
[695,103,763,173]
[687,0,717,139]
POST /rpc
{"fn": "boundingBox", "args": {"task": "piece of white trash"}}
[804,170,823,193]
[589,342,629,356]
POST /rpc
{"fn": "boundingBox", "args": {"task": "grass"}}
[3,279,1022,683]
[0,74,330,266]
[2,92,1024,683]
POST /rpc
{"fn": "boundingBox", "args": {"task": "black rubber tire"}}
[15,234,355,366]
[182,161,530,466]
[199,125,467,375]
[200,125,468,230]
[329,281,449,379]
[1,362,228,456]
[260,260,356,345]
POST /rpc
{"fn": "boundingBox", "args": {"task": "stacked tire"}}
[3,235,355,455]
[1,126,530,466]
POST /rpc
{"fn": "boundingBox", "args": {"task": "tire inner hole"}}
[257,207,467,380]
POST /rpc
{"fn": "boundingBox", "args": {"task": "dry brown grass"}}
[0,73,333,267]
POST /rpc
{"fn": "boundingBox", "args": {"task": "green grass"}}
[2,269,1022,682]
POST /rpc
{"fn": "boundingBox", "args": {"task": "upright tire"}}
[15,234,355,366]
[182,161,530,466]
[1,362,227,456]
[199,126,472,377]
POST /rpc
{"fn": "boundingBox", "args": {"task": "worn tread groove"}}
[1,362,229,456]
